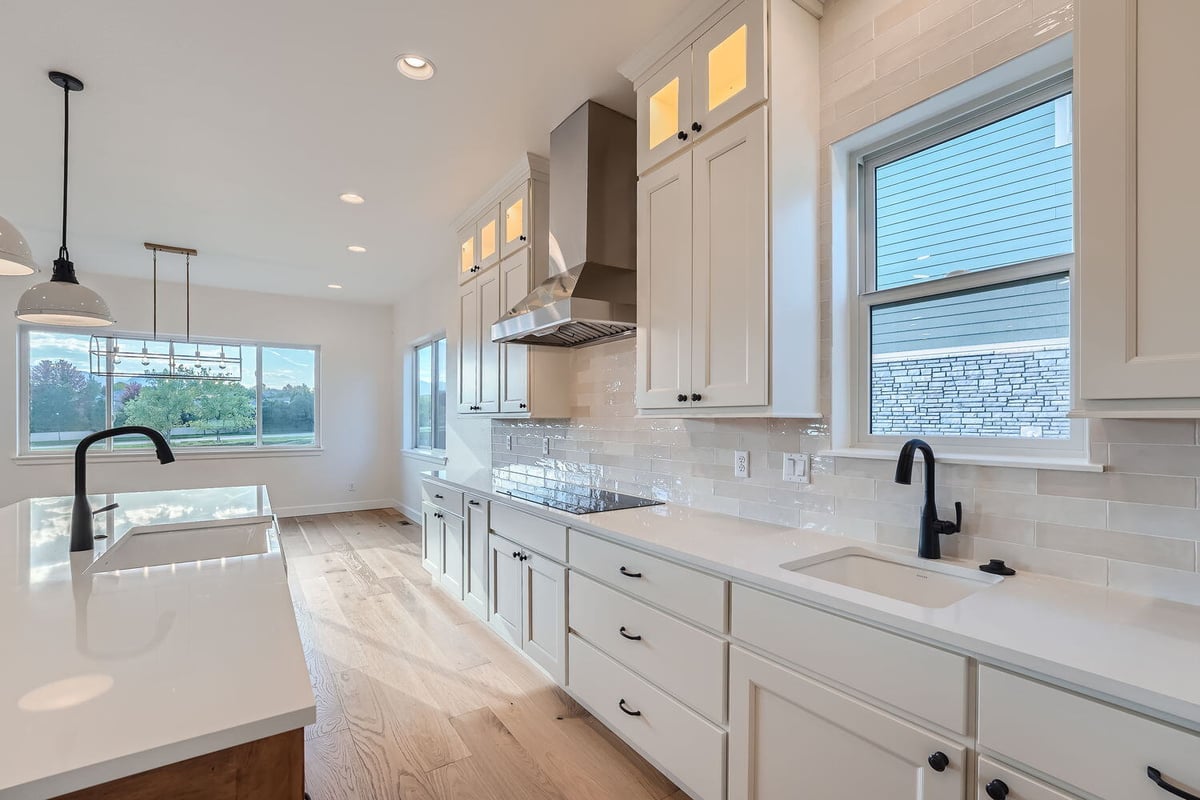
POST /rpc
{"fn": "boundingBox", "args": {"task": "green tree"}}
[29,359,102,434]
[120,380,198,437]
[191,381,256,442]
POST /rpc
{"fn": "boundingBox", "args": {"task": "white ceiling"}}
[0,0,689,303]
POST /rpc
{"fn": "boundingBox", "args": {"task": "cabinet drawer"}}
[568,634,726,800]
[730,584,968,733]
[568,530,727,631]
[978,666,1200,800]
[421,482,463,516]
[976,757,1082,800]
[569,571,726,722]
[491,503,566,562]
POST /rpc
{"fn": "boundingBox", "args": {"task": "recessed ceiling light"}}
[347,245,367,253]
[339,193,365,205]
[328,283,343,289]
[396,54,436,81]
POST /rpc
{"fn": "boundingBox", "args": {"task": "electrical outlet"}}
[783,453,811,484]
[348,482,357,493]
[506,434,513,451]
[733,450,750,479]
[542,437,551,455]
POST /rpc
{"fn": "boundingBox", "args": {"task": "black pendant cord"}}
[59,78,70,263]
[152,247,158,339]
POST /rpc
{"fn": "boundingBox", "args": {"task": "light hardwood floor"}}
[282,510,683,800]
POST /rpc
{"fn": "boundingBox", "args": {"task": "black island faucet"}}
[71,426,176,552]
[894,438,962,560]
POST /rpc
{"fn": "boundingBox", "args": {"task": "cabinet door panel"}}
[464,498,489,621]
[691,107,768,408]
[637,49,693,174]
[476,204,502,271]
[976,757,1082,800]
[421,503,442,577]
[499,251,530,413]
[522,550,567,684]
[500,182,531,260]
[1078,0,1200,399]
[692,0,766,136]
[476,269,502,414]
[488,533,523,648]
[457,281,480,413]
[636,155,694,409]
[439,513,464,600]
[457,224,477,286]
[729,646,965,800]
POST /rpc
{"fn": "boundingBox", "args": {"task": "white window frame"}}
[830,42,1091,468]
[16,325,321,458]
[405,333,447,460]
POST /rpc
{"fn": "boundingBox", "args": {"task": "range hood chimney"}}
[491,101,637,347]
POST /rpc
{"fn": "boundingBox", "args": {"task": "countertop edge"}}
[424,472,1200,734]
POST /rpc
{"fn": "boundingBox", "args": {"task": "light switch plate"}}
[542,437,550,455]
[506,434,513,451]
[783,453,811,484]
[733,450,750,479]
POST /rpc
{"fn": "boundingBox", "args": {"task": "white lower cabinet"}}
[439,512,465,599]
[487,531,567,684]
[569,634,726,800]
[728,646,965,800]
[976,757,1082,800]
[421,502,443,577]
[463,495,489,621]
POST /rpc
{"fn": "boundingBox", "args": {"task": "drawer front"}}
[977,757,1082,800]
[569,571,727,722]
[491,503,567,562]
[421,481,463,516]
[568,530,727,631]
[978,666,1200,800]
[568,634,726,800]
[730,584,969,733]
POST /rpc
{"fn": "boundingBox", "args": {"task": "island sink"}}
[781,547,1003,608]
[85,516,276,574]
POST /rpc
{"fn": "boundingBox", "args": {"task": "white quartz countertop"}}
[0,486,315,800]
[428,469,1200,733]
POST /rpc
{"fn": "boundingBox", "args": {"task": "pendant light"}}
[0,215,38,276]
[15,71,114,327]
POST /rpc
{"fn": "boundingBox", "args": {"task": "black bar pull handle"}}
[619,566,642,578]
[434,493,444,499]
[1148,767,1200,800]
[618,699,642,716]
[619,626,642,641]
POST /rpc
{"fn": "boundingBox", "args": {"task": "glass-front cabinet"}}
[635,0,766,175]
[475,203,501,273]
[500,182,531,260]
[457,224,476,286]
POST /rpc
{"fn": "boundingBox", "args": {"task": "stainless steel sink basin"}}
[781,547,1002,608]
[86,516,275,574]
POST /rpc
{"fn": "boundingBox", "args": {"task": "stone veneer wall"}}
[870,342,1071,439]
[487,0,1200,606]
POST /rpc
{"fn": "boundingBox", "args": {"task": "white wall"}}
[0,272,395,515]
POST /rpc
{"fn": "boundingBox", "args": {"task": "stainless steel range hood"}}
[491,101,636,347]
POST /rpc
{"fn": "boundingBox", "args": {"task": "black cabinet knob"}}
[691,121,702,132]
[519,235,527,241]
[691,393,701,402]
[677,393,687,402]
[519,403,527,409]
[985,779,1009,799]
[512,551,521,559]
[677,130,688,141]
[927,752,950,772]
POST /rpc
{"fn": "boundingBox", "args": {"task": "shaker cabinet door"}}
[691,0,766,137]
[637,48,694,174]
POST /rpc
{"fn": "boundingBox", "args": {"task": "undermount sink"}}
[781,547,1003,608]
[85,516,276,574]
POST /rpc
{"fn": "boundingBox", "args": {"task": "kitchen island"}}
[0,486,315,800]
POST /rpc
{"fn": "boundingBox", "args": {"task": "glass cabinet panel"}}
[637,48,693,174]
[501,182,531,260]
[479,220,497,263]
[458,226,476,285]
[707,24,748,112]
[649,77,681,151]
[476,204,502,270]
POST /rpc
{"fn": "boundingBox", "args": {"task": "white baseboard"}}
[395,501,421,521]
[274,498,397,518]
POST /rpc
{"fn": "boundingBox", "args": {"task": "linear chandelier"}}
[89,243,244,381]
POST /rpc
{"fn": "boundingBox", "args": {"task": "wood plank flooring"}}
[283,510,681,800]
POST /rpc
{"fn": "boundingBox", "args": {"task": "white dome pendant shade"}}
[0,216,38,276]
[14,71,113,328]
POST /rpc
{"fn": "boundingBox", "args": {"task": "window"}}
[850,77,1079,455]
[20,327,319,454]
[413,337,446,452]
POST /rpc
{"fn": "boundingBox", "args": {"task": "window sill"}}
[819,447,1105,472]
[402,449,448,466]
[13,447,324,466]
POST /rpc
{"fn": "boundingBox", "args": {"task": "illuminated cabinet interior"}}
[476,205,501,271]
[501,182,530,260]
[457,226,476,284]
[633,0,766,175]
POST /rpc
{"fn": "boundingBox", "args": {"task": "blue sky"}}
[28,331,315,388]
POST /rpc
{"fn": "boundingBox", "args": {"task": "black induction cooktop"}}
[497,485,663,515]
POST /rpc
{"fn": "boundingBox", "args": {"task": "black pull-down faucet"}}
[894,438,962,560]
[71,426,176,552]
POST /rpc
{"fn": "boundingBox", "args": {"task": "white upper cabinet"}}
[691,0,766,139]
[499,250,531,413]
[476,267,502,414]
[1076,0,1200,412]
[637,49,694,175]
[628,0,820,416]
[475,203,501,274]
[500,181,531,261]
[635,0,766,175]
[456,224,477,286]
[456,280,480,413]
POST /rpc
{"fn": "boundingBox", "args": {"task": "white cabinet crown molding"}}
[450,153,549,232]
